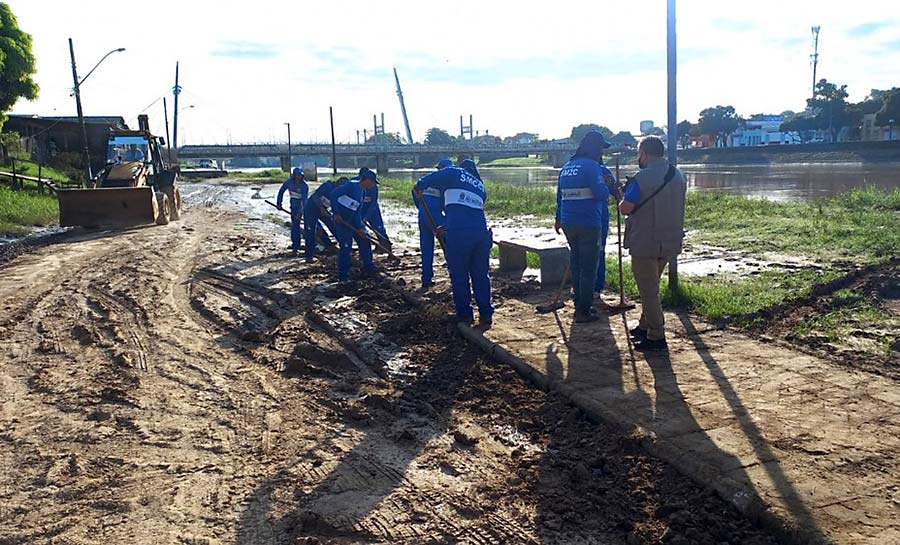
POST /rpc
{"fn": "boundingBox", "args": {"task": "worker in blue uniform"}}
[330,170,377,281]
[303,176,347,261]
[415,159,492,328]
[412,158,451,288]
[554,130,612,323]
[361,172,391,251]
[276,167,309,257]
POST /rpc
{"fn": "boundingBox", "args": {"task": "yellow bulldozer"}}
[58,115,182,228]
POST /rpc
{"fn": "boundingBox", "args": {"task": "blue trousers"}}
[334,223,374,281]
[288,204,303,252]
[303,204,336,259]
[418,213,445,284]
[444,228,493,321]
[365,203,391,245]
[595,220,609,292]
[562,224,601,316]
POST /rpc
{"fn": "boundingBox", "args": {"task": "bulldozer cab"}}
[99,132,174,189]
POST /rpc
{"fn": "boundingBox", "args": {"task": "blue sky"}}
[8,0,900,144]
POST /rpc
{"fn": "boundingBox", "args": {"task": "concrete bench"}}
[494,234,569,287]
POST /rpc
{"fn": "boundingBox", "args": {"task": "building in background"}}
[3,114,128,172]
[728,115,800,146]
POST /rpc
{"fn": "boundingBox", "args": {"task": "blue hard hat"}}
[436,158,453,169]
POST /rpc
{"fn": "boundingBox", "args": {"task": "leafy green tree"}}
[0,3,39,131]
[698,105,742,147]
[780,113,817,143]
[875,88,900,135]
[609,131,637,148]
[570,124,613,142]
[676,120,694,148]
[804,79,851,142]
[424,127,454,146]
[366,132,403,145]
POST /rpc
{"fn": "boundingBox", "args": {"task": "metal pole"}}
[69,38,92,185]
[173,62,181,150]
[163,97,172,164]
[285,122,292,170]
[330,107,338,175]
[666,0,679,291]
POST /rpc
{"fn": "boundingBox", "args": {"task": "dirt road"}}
[0,188,779,544]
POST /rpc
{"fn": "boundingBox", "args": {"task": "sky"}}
[8,1,900,145]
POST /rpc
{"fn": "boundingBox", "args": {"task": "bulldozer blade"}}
[58,187,157,228]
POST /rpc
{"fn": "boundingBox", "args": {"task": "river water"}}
[375,163,900,202]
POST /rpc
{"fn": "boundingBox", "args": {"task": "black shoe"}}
[633,338,668,352]
[575,312,600,324]
[451,315,474,326]
[475,317,493,331]
[630,327,648,341]
[290,250,298,258]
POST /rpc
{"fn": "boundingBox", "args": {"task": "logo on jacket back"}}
[560,166,581,178]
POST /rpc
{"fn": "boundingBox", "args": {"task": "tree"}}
[698,105,742,147]
[806,79,850,142]
[875,88,900,137]
[676,120,694,149]
[366,132,402,145]
[424,127,454,146]
[780,113,817,143]
[609,131,637,148]
[570,124,613,143]
[0,3,39,132]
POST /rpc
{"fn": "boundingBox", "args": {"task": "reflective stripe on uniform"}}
[444,188,484,210]
[561,187,593,200]
[289,191,305,199]
[337,195,360,211]
[422,187,441,198]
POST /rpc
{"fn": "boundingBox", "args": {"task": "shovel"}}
[536,262,571,314]
[606,156,636,314]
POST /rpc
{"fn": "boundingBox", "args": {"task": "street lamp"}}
[890,119,896,141]
[68,38,125,184]
[284,122,292,171]
[176,105,195,147]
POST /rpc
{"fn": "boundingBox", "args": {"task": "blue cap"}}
[291,167,304,178]
[358,167,370,176]
[360,169,378,183]
[436,158,453,169]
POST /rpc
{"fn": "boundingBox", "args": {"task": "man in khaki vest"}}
[619,136,686,351]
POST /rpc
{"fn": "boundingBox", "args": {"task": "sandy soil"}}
[0,184,782,544]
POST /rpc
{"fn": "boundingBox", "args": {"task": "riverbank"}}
[0,186,59,237]
[379,177,899,361]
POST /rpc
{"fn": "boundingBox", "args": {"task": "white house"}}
[728,115,800,146]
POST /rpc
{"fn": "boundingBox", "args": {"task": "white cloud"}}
[8,0,900,144]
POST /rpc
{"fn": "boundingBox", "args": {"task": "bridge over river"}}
[177,141,589,172]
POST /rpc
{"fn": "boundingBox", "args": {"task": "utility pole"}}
[68,38,92,185]
[666,0,679,291]
[163,97,172,163]
[811,26,821,100]
[173,62,182,150]
[284,122,292,170]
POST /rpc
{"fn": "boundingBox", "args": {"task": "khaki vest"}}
[622,158,686,258]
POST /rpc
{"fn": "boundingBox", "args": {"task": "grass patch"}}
[0,186,59,236]
[791,292,899,357]
[489,245,541,268]
[479,156,549,167]
[380,177,556,219]
[685,188,900,264]
[231,169,286,182]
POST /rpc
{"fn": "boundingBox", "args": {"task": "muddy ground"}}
[0,189,784,544]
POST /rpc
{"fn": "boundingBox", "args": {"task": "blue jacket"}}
[361,184,380,223]
[415,166,487,231]
[555,157,613,228]
[308,180,337,210]
[277,178,308,212]
[329,180,365,229]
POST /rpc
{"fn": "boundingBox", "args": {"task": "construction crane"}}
[394,67,414,145]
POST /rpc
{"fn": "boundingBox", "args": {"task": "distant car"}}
[199,159,215,169]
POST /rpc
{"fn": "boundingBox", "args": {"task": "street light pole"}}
[666,0,679,291]
[285,122,292,171]
[68,39,125,186]
[69,38,92,185]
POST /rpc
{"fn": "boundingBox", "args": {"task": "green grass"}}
[791,290,899,356]
[479,156,549,167]
[379,177,557,219]
[0,186,59,236]
[684,188,900,264]
[231,169,286,181]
